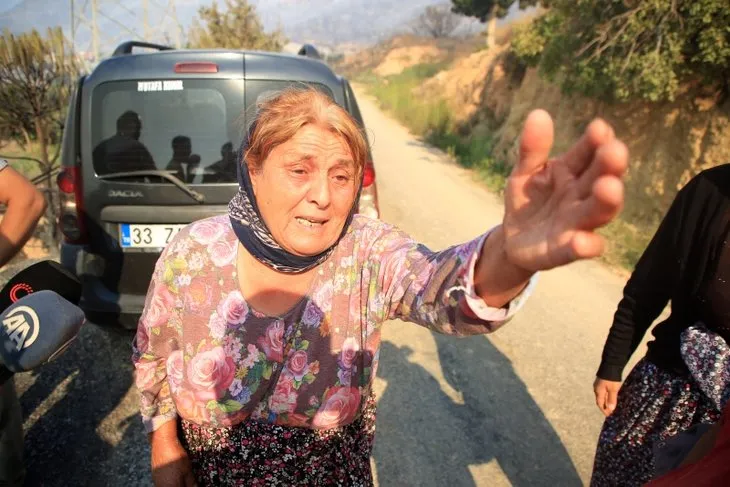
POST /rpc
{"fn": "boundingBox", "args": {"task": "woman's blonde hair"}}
[243,86,368,176]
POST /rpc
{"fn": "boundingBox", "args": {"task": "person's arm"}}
[132,253,179,435]
[0,163,47,267]
[149,420,197,487]
[132,234,198,487]
[596,178,700,383]
[374,223,536,336]
[593,176,703,416]
[473,224,534,308]
[132,252,180,436]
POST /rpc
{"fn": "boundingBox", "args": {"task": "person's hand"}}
[151,439,197,487]
[502,110,627,273]
[594,377,622,417]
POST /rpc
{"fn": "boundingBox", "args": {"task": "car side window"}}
[344,80,366,130]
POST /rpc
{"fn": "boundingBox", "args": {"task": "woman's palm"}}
[502,111,627,273]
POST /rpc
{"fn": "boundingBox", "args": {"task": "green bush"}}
[510,14,560,68]
[509,0,730,103]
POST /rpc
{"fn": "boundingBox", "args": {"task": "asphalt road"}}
[7,87,645,487]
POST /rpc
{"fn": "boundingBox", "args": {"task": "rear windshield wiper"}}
[98,170,205,203]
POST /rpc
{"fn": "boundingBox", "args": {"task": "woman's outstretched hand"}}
[502,110,627,273]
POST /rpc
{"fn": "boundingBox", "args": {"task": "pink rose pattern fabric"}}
[132,215,527,433]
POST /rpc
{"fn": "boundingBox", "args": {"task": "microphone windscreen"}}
[0,260,81,312]
[0,290,85,372]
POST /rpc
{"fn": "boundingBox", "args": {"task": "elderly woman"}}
[133,87,627,486]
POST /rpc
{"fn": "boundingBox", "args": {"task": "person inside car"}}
[166,135,201,184]
[0,159,47,487]
[132,87,628,486]
[204,142,237,183]
[93,110,156,175]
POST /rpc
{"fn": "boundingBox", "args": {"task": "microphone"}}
[0,260,81,312]
[0,291,85,384]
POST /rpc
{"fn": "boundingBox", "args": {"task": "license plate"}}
[119,224,186,248]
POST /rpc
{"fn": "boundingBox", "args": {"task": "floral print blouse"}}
[132,215,533,433]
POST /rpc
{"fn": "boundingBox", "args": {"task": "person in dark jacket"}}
[165,136,200,183]
[590,164,730,486]
[93,111,156,175]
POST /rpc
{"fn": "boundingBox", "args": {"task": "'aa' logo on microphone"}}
[2,306,39,351]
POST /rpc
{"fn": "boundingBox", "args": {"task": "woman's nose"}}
[307,174,331,208]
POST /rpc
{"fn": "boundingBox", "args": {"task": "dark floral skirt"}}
[180,394,377,486]
[589,358,722,487]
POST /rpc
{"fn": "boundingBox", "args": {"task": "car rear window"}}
[90,79,337,184]
[244,80,335,110]
[91,79,244,184]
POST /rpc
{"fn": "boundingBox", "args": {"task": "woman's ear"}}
[248,164,260,196]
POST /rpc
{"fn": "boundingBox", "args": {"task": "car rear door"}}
[79,52,244,297]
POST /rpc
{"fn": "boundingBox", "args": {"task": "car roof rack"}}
[297,44,322,60]
[112,41,174,57]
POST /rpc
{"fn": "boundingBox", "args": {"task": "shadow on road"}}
[373,337,583,487]
[17,323,149,486]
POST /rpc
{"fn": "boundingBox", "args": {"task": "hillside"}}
[342,25,730,269]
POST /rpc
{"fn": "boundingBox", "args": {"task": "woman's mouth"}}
[295,217,327,228]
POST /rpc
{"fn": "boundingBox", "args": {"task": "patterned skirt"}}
[590,357,722,486]
[180,393,377,486]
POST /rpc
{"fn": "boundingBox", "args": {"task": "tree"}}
[0,27,79,243]
[412,4,464,39]
[187,0,285,51]
[451,0,536,48]
[511,0,730,103]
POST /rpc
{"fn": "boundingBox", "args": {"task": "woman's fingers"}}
[558,118,615,176]
[570,231,606,261]
[544,176,623,265]
[595,383,608,414]
[576,140,628,199]
[514,110,554,177]
[606,384,619,416]
[570,175,625,232]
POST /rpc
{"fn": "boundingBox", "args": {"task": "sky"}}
[0,0,529,57]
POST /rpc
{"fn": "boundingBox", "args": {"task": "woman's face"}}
[250,124,358,257]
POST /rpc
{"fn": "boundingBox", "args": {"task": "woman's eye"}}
[290,168,306,175]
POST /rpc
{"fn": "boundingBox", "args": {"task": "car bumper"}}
[61,242,146,329]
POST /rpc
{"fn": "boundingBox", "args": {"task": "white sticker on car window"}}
[137,80,184,92]
[164,80,184,91]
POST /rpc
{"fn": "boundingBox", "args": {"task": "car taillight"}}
[362,163,375,188]
[358,162,379,219]
[57,166,87,244]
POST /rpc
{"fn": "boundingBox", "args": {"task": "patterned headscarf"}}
[228,119,362,274]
